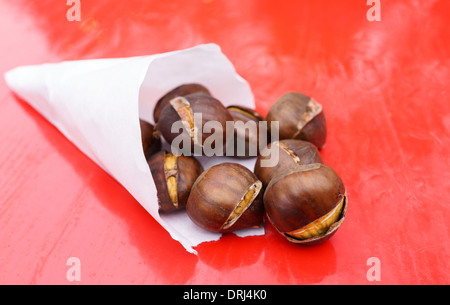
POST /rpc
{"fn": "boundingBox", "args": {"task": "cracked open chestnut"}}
[157,93,232,155]
[140,119,161,159]
[153,83,211,123]
[227,105,265,158]
[254,139,323,188]
[266,92,327,150]
[264,163,347,245]
[148,150,203,212]
[186,163,264,233]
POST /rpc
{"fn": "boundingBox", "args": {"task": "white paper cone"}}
[4,44,264,254]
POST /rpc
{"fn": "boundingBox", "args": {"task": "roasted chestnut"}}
[254,139,323,188]
[264,163,347,245]
[140,119,161,159]
[186,163,264,233]
[266,92,327,150]
[153,83,211,123]
[148,150,203,212]
[227,105,265,158]
[157,93,232,155]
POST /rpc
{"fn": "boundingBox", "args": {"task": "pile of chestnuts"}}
[141,83,347,245]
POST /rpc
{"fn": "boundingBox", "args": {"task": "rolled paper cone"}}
[4,43,263,254]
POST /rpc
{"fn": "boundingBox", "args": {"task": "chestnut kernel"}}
[153,83,211,123]
[254,139,323,188]
[148,150,203,212]
[157,93,232,155]
[227,105,265,158]
[186,163,264,233]
[140,119,161,159]
[264,163,347,245]
[266,92,327,150]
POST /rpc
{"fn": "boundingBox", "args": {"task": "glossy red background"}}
[0,0,449,284]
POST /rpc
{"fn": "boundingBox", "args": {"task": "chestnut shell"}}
[153,83,211,123]
[227,105,265,158]
[266,92,327,150]
[148,150,203,212]
[254,139,324,188]
[140,119,161,159]
[285,197,347,245]
[264,163,346,245]
[186,163,264,233]
[157,93,232,155]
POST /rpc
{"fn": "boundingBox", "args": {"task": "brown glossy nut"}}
[254,139,323,188]
[266,92,327,150]
[140,119,161,159]
[264,163,347,245]
[157,93,232,155]
[153,84,211,123]
[148,150,203,213]
[227,105,265,158]
[186,163,264,233]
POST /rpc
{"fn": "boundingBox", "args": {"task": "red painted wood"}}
[0,0,449,284]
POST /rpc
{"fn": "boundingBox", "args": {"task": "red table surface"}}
[0,0,449,285]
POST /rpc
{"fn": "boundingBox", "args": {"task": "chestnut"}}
[227,105,265,158]
[264,163,347,245]
[153,83,211,123]
[148,150,203,212]
[266,92,327,150]
[186,163,264,233]
[254,139,323,188]
[157,93,232,155]
[140,119,161,159]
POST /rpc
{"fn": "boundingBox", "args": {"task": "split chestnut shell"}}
[254,139,323,188]
[264,163,347,245]
[227,105,265,158]
[186,163,264,233]
[148,150,203,212]
[153,83,211,123]
[266,92,327,150]
[157,93,232,155]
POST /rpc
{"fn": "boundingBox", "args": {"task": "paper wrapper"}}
[4,43,264,254]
